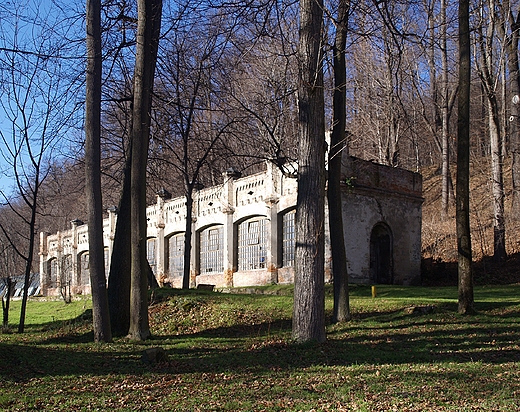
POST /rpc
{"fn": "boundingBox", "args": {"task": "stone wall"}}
[39,157,423,296]
[341,157,423,285]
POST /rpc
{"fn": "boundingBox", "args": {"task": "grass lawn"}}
[1,285,519,411]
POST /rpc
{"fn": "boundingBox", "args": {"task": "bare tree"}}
[346,1,421,170]
[128,0,162,341]
[1,275,15,330]
[497,0,520,216]
[0,4,77,331]
[457,0,474,314]
[86,0,112,342]
[100,1,167,336]
[0,235,22,330]
[103,68,134,338]
[292,0,327,343]
[107,158,132,336]
[474,0,507,263]
[328,0,351,323]
[416,0,458,215]
[224,2,299,171]
[153,9,246,289]
[439,0,457,217]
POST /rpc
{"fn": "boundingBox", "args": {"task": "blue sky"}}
[0,0,85,199]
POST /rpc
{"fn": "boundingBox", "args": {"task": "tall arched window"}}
[168,233,185,277]
[62,254,73,287]
[48,258,58,288]
[238,217,267,271]
[199,225,223,274]
[80,253,90,286]
[104,248,110,279]
[370,223,393,284]
[147,238,157,274]
[282,210,296,267]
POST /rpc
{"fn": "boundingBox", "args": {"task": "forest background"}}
[1,0,520,319]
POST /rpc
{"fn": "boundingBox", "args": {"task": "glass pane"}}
[80,253,90,285]
[169,234,185,277]
[147,238,157,274]
[200,226,224,274]
[282,210,295,267]
[238,218,267,270]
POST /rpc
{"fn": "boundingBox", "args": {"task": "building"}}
[39,155,423,296]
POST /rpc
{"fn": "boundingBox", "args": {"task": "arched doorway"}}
[370,223,393,284]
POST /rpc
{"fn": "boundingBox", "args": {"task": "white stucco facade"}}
[39,156,423,296]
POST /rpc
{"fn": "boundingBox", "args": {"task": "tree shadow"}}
[2,297,519,383]
[422,252,520,286]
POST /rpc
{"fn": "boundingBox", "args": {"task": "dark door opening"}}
[370,223,393,284]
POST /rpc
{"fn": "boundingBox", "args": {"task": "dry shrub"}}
[421,158,520,285]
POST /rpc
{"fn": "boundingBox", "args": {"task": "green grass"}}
[5,296,93,327]
[1,285,519,411]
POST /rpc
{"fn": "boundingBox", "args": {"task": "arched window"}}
[104,248,110,279]
[62,254,73,287]
[199,225,224,274]
[238,217,267,271]
[282,210,296,267]
[48,258,58,288]
[147,238,157,274]
[370,223,393,284]
[168,233,185,277]
[80,253,90,286]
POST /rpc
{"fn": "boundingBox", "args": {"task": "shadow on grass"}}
[2,300,519,384]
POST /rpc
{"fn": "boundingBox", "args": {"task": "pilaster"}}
[222,168,241,287]
[70,219,83,289]
[155,191,170,285]
[39,232,48,295]
[265,161,280,283]
[106,206,118,273]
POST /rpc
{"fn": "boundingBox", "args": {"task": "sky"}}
[0,0,85,199]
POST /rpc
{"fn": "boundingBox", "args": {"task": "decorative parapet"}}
[234,172,266,207]
[62,235,74,256]
[197,186,223,218]
[48,232,61,254]
[103,220,111,243]
[146,204,159,231]
[164,197,187,225]
[77,225,89,249]
[39,232,48,256]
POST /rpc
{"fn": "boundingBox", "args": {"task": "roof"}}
[0,274,40,298]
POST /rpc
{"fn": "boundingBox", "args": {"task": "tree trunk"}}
[17,202,37,334]
[476,0,507,263]
[128,0,162,341]
[330,0,351,323]
[487,99,506,262]
[2,277,14,329]
[457,0,474,314]
[292,0,326,343]
[108,159,159,336]
[182,193,194,289]
[85,0,112,343]
[440,0,451,217]
[107,159,132,337]
[505,10,520,216]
